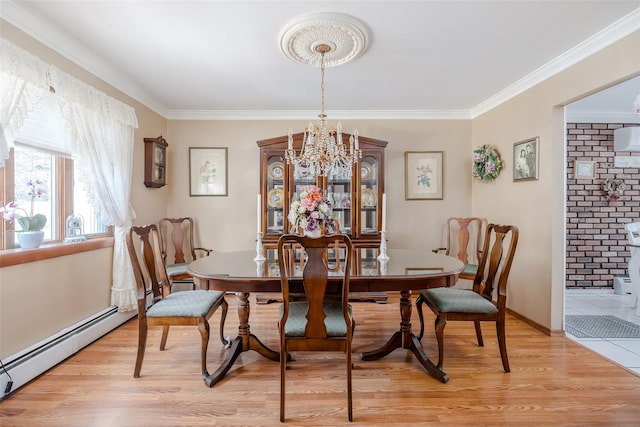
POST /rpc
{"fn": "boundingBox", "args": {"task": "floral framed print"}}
[513,137,539,181]
[404,151,443,200]
[574,160,596,179]
[189,147,228,196]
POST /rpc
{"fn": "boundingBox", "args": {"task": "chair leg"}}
[434,315,447,369]
[219,298,230,347]
[496,318,510,372]
[347,345,353,422]
[474,320,484,347]
[159,325,170,350]
[133,318,148,378]
[198,319,211,380]
[416,294,426,341]
[280,343,286,422]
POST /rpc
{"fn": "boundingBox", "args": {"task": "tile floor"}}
[565,289,640,375]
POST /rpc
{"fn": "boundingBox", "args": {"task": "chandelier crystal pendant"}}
[284,44,361,178]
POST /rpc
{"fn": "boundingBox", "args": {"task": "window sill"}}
[0,237,114,267]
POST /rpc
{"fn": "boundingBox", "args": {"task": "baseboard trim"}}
[0,306,136,400]
[506,307,555,336]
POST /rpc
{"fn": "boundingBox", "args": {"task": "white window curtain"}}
[1,38,139,312]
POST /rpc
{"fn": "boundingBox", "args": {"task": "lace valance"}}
[0,37,138,166]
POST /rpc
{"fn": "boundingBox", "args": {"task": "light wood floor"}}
[2,293,640,426]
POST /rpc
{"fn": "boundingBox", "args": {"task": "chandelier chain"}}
[284,44,361,178]
[320,51,325,117]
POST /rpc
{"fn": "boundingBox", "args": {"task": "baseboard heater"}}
[0,305,136,399]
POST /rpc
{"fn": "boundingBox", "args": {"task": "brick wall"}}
[566,123,640,288]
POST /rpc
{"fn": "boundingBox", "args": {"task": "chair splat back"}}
[474,224,519,308]
[158,217,212,284]
[434,217,484,280]
[127,224,163,304]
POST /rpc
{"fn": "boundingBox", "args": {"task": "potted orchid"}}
[288,185,336,237]
[1,178,48,248]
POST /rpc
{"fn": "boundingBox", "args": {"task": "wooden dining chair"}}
[277,233,354,422]
[433,217,484,280]
[158,217,212,287]
[126,224,228,382]
[417,223,519,372]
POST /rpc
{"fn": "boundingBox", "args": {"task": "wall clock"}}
[144,136,168,188]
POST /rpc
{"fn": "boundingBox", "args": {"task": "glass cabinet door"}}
[327,169,352,235]
[358,155,379,237]
[265,155,285,236]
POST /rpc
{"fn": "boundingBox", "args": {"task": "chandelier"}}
[284,44,361,178]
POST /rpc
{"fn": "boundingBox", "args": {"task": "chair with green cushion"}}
[433,217,484,281]
[158,217,212,288]
[126,224,228,383]
[417,223,518,372]
[277,233,354,422]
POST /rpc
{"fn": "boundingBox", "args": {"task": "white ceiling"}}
[2,0,639,121]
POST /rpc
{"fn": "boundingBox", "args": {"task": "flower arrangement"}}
[602,178,626,203]
[472,144,503,182]
[288,185,336,235]
[0,178,48,232]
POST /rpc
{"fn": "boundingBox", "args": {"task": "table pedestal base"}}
[360,290,449,383]
[204,292,280,387]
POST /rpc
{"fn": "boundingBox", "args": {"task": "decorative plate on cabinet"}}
[361,188,377,207]
[267,188,284,208]
[268,162,285,180]
[360,163,372,180]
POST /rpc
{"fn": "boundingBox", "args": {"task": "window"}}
[1,144,111,250]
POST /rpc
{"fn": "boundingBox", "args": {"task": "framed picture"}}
[574,160,596,179]
[189,147,228,196]
[404,151,443,200]
[513,137,539,181]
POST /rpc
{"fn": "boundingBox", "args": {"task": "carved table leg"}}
[360,290,449,383]
[204,292,279,387]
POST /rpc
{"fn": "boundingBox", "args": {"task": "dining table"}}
[187,247,463,387]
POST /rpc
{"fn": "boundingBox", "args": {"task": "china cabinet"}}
[256,132,388,303]
[257,132,387,248]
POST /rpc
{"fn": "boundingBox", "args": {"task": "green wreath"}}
[472,144,503,182]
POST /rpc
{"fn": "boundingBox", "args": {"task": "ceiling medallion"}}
[279,12,368,67]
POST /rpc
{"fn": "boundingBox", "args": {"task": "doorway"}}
[563,76,640,374]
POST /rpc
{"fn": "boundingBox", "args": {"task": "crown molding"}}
[165,109,472,121]
[471,8,640,119]
[1,1,169,117]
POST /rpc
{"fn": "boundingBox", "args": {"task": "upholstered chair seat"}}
[279,302,353,337]
[147,289,226,318]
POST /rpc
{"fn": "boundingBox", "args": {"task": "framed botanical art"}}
[574,160,596,179]
[513,137,539,181]
[404,151,443,200]
[189,147,228,196]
